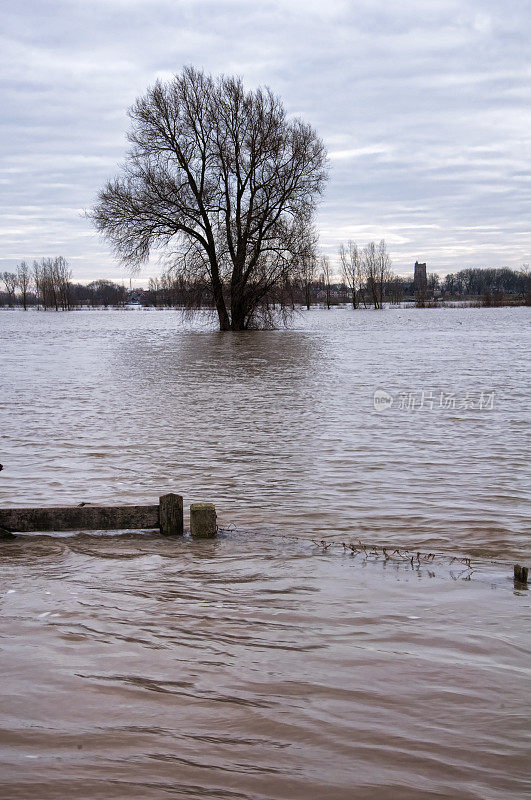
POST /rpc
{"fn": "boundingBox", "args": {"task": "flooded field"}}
[1,306,530,798]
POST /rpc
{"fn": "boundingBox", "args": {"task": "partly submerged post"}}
[514,564,528,584]
[159,494,184,536]
[190,503,217,538]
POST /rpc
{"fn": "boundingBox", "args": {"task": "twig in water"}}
[312,539,332,550]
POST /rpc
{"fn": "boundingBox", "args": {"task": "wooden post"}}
[159,494,183,536]
[190,503,217,538]
[514,564,528,584]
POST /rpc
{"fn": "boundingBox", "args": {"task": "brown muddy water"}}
[0,307,530,799]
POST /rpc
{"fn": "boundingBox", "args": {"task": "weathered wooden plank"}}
[159,493,184,536]
[0,504,160,533]
[514,564,528,584]
[190,502,217,538]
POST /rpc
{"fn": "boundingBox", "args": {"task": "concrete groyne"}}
[0,493,216,538]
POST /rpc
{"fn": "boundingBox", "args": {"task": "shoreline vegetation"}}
[1,297,529,312]
[1,260,530,313]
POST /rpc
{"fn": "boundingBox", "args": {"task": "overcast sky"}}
[1,0,529,282]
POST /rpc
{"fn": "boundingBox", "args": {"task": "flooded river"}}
[1,307,529,798]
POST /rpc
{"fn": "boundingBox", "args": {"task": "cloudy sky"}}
[1,0,529,282]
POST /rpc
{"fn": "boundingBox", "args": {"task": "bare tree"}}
[387,275,404,304]
[86,279,127,307]
[148,276,161,306]
[31,257,70,310]
[53,256,72,310]
[92,66,327,330]
[33,260,44,308]
[521,263,531,305]
[300,256,316,310]
[362,241,380,309]
[16,261,31,310]
[1,272,17,307]
[320,255,332,309]
[39,258,58,310]
[376,239,392,307]
[339,240,361,309]
[360,240,392,309]
[297,225,318,310]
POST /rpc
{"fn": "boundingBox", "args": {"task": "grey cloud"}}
[0,0,529,280]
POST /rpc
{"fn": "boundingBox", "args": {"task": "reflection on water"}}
[0,307,529,559]
[0,307,530,798]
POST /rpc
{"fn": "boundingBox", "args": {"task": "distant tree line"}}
[138,250,529,309]
[404,266,530,307]
[1,258,72,310]
[0,258,128,309]
[1,253,529,310]
[437,267,529,300]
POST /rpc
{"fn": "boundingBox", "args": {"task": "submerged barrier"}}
[308,538,528,587]
[0,494,218,539]
[0,500,526,585]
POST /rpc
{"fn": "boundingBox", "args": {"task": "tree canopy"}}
[92,66,327,330]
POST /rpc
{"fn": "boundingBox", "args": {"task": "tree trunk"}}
[217,304,231,330]
[305,283,311,310]
[230,299,247,331]
[210,267,231,330]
